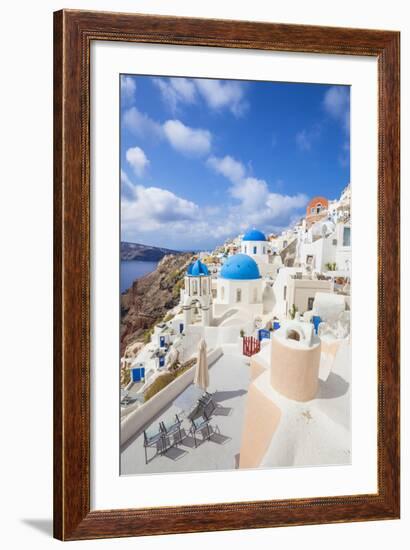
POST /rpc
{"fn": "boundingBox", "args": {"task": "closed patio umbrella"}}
[194,338,209,392]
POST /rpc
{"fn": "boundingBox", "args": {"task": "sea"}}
[120,260,158,293]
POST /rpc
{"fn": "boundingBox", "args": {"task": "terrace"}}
[120,351,250,475]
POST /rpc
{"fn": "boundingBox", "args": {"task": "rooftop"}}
[220,253,261,281]
[187,259,210,277]
[242,228,267,242]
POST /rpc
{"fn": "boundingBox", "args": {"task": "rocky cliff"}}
[120,253,193,354]
[121,241,184,261]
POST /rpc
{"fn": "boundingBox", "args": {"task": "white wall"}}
[241,240,270,261]
[216,277,262,306]
[1,1,408,550]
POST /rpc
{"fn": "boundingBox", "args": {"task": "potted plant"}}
[289,304,298,320]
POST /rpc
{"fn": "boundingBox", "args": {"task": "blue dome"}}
[220,254,261,280]
[187,259,209,277]
[242,229,267,242]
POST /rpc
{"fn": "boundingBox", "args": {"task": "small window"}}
[306,255,314,266]
[343,226,351,247]
[283,286,287,300]
[221,286,225,300]
[253,246,257,254]
[244,245,247,253]
[236,289,242,303]
[311,207,315,214]
[283,240,288,248]
[307,297,314,310]
[263,246,266,254]
[192,280,198,295]
[332,238,337,246]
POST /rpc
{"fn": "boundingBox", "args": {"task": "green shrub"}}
[121,367,131,387]
[143,328,154,344]
[144,358,197,401]
[144,372,176,402]
[289,304,298,320]
[172,278,185,298]
[181,357,197,370]
[174,365,190,378]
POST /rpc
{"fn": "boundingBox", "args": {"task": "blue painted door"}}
[159,355,165,368]
[159,336,165,347]
[132,368,141,382]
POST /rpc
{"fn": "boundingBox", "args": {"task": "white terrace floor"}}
[120,351,250,476]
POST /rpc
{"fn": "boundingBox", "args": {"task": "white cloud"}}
[207,154,308,230]
[120,76,136,104]
[195,79,248,117]
[323,86,350,131]
[153,78,197,112]
[229,177,269,210]
[295,125,321,152]
[163,120,212,156]
[126,146,150,177]
[123,108,212,156]
[207,155,245,184]
[121,160,308,247]
[296,130,312,151]
[120,169,135,200]
[153,77,248,117]
[122,182,200,233]
[123,107,163,140]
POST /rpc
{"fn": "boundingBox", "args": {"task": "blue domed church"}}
[179,229,280,328]
[213,253,266,317]
[240,228,282,278]
[182,259,213,326]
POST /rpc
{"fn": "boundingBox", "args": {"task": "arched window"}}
[316,202,322,214]
[286,329,301,341]
[244,245,247,253]
[192,279,198,295]
[236,288,242,303]
[253,246,257,254]
[263,246,266,254]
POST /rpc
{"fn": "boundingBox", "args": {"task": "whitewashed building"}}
[240,228,283,278]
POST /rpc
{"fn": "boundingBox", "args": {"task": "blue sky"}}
[120,74,350,251]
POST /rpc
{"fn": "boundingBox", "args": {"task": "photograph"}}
[0,0,404,546]
[119,74,352,475]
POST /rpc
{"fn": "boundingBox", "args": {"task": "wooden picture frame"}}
[54,9,400,541]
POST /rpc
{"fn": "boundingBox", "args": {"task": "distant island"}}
[120,241,185,262]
